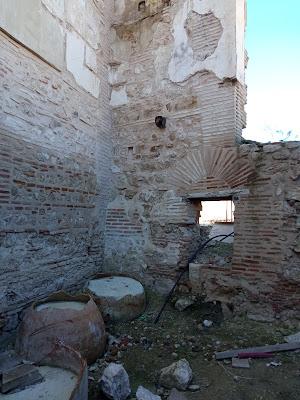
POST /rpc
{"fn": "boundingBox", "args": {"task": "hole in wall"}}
[138,1,146,12]
[155,116,166,129]
[191,198,235,267]
[199,199,235,243]
[128,146,134,160]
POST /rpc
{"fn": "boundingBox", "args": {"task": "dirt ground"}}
[89,291,300,400]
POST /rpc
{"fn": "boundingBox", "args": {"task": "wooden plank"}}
[1,364,43,394]
[215,342,300,360]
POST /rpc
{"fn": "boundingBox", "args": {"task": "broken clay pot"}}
[1,343,88,400]
[16,292,106,365]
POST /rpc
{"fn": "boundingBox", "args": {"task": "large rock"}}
[99,363,131,400]
[87,276,146,321]
[159,359,192,390]
[136,386,161,400]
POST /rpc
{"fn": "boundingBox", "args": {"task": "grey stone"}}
[284,332,300,343]
[136,386,161,400]
[159,359,192,390]
[87,276,146,321]
[231,357,250,369]
[99,363,131,400]
[174,298,195,312]
[188,385,201,392]
[203,320,213,328]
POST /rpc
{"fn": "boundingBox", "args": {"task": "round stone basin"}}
[0,366,77,400]
[87,276,146,321]
[36,301,85,312]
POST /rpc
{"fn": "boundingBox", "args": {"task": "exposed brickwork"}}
[105,0,248,291]
[186,11,223,62]
[190,142,300,320]
[0,1,113,335]
[106,208,143,238]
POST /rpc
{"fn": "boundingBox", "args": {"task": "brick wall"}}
[105,0,247,289]
[190,142,300,320]
[0,0,113,334]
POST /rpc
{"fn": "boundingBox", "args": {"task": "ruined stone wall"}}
[0,0,113,333]
[190,142,300,320]
[105,0,247,291]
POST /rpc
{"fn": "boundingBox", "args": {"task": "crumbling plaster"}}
[0,0,102,98]
[104,0,248,292]
[0,0,299,332]
[168,0,246,83]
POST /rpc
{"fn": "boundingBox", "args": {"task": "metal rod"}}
[154,232,234,324]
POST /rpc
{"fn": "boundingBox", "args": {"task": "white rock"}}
[188,385,201,392]
[159,359,192,390]
[203,320,213,328]
[136,386,161,400]
[99,363,131,400]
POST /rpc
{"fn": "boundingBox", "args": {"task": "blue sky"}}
[243,0,300,142]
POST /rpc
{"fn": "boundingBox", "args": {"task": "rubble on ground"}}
[99,363,131,400]
[136,386,162,400]
[159,359,193,390]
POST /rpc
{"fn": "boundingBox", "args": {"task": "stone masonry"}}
[0,0,299,334]
[0,0,113,334]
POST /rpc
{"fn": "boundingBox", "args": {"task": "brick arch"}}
[169,146,255,193]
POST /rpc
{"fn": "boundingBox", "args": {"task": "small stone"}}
[136,386,161,400]
[232,358,250,369]
[188,385,200,392]
[172,353,178,359]
[99,363,131,400]
[159,359,192,390]
[203,320,213,328]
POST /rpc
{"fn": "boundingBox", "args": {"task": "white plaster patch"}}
[114,0,126,17]
[85,1,100,49]
[65,0,86,37]
[85,46,98,73]
[0,0,64,70]
[110,86,128,107]
[168,0,244,83]
[42,0,65,19]
[66,30,100,98]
